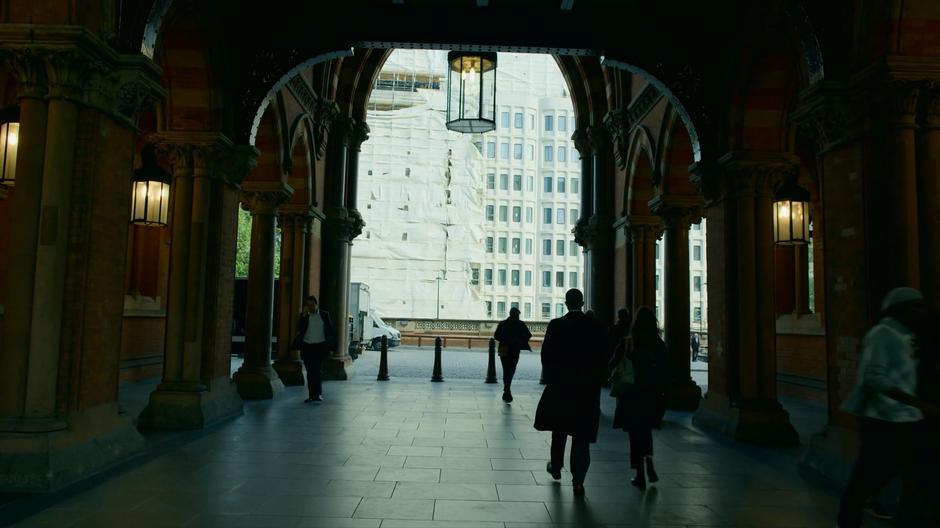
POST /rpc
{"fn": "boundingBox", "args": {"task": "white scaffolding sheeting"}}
[352,89,487,319]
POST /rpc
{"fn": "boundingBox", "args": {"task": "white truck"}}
[348,282,401,353]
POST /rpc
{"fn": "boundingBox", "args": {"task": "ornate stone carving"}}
[628,222,664,244]
[717,153,798,201]
[0,48,49,99]
[226,145,261,186]
[325,210,365,242]
[571,127,591,159]
[922,81,940,128]
[241,185,293,215]
[572,214,612,250]
[287,76,317,114]
[44,48,108,102]
[349,119,370,151]
[311,99,340,160]
[650,198,702,230]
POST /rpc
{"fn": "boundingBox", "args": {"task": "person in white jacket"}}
[837,287,939,528]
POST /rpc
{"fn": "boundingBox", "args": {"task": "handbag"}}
[609,338,636,398]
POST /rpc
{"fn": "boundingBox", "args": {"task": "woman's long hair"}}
[631,306,661,347]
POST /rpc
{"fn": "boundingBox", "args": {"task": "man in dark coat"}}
[290,295,336,402]
[494,306,532,403]
[534,288,605,495]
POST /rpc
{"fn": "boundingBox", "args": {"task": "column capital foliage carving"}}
[241,183,294,215]
[0,26,165,128]
[604,84,662,170]
[349,119,370,150]
[276,207,316,230]
[627,220,664,243]
[311,98,340,160]
[573,214,612,250]
[919,80,940,127]
[649,196,702,229]
[716,152,799,202]
[571,127,592,159]
[151,132,256,187]
[324,207,365,242]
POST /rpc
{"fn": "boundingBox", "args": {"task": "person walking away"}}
[609,306,668,490]
[534,289,605,496]
[290,295,336,403]
[494,307,532,403]
[837,287,940,528]
[690,333,700,362]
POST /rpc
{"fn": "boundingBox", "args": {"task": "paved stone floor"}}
[9,369,880,528]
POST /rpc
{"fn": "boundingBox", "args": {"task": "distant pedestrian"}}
[291,295,336,403]
[837,287,940,528]
[534,289,605,496]
[690,333,700,362]
[609,306,668,490]
[494,307,532,403]
[606,308,632,380]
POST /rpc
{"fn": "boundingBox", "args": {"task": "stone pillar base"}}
[233,365,285,400]
[321,355,356,380]
[0,403,144,492]
[693,392,799,446]
[799,424,858,486]
[138,378,243,430]
[273,359,306,386]
[665,379,702,411]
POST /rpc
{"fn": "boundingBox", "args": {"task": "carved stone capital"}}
[349,119,370,151]
[628,221,664,244]
[241,183,294,215]
[650,196,702,230]
[44,48,109,102]
[792,81,865,154]
[920,81,940,128]
[870,79,922,128]
[151,132,239,183]
[571,127,592,159]
[573,214,612,250]
[717,152,799,201]
[1,48,49,99]
[276,208,315,231]
[604,110,629,169]
[324,209,365,242]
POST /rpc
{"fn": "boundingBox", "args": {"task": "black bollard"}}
[485,338,498,384]
[377,334,389,381]
[431,336,444,382]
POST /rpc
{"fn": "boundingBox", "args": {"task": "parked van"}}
[349,282,401,352]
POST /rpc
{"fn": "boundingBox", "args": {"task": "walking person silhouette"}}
[494,306,532,403]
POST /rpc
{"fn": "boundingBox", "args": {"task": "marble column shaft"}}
[274,211,310,385]
[918,85,940,314]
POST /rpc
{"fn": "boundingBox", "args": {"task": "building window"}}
[512,206,521,223]
[500,142,509,159]
[525,238,533,255]
[543,176,553,193]
[498,269,507,286]
[526,207,534,223]
[543,208,553,224]
[485,205,495,221]
[655,244,660,259]
[511,301,519,311]
[555,271,565,288]
[513,143,523,160]
[524,270,532,286]
[500,112,510,129]
[571,178,579,193]
[514,112,524,129]
[693,245,702,261]
[542,302,551,319]
[544,114,554,131]
[487,142,496,158]
[484,269,493,285]
[485,237,494,253]
[471,268,480,285]
[485,301,493,317]
[499,173,509,190]
[402,232,408,241]
[524,302,532,318]
[527,145,534,160]
[558,146,567,162]
[693,306,702,322]
[655,274,660,291]
[512,174,522,191]
[512,237,521,254]
[486,173,495,189]
[526,175,534,192]
[569,271,578,288]
[542,271,551,287]
[555,303,565,317]
[544,145,553,162]
[498,237,508,254]
[558,115,567,132]
[543,239,552,256]
[570,209,578,225]
[693,222,701,231]
[511,269,520,286]
[570,240,578,256]
[693,275,702,292]
[529,114,535,129]
[497,301,506,318]
[557,177,566,193]
[556,240,566,256]
[556,208,565,224]
[499,205,508,222]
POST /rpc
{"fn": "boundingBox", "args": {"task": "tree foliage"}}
[234,208,281,278]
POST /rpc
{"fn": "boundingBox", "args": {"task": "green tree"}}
[234,208,281,278]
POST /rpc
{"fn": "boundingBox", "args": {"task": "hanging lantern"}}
[0,108,20,187]
[773,178,811,245]
[446,51,497,133]
[130,144,171,226]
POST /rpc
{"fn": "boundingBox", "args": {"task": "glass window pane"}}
[500,112,510,128]
[543,145,553,162]
[486,142,496,158]
[544,114,553,131]
[513,174,522,191]
[558,115,567,132]
[500,142,509,159]
[514,112,523,128]
[513,143,523,160]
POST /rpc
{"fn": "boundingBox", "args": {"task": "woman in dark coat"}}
[609,306,668,489]
[494,307,532,402]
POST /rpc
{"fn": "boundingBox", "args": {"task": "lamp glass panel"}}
[1,122,19,185]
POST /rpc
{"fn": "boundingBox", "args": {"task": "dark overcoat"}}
[290,309,337,351]
[494,317,532,355]
[534,310,605,442]
[611,337,668,431]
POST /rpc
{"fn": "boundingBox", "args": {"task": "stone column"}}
[345,118,369,212]
[918,83,940,314]
[572,128,594,298]
[273,209,312,385]
[692,153,798,445]
[0,50,48,420]
[628,221,660,311]
[652,199,703,410]
[234,182,293,398]
[140,135,247,429]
